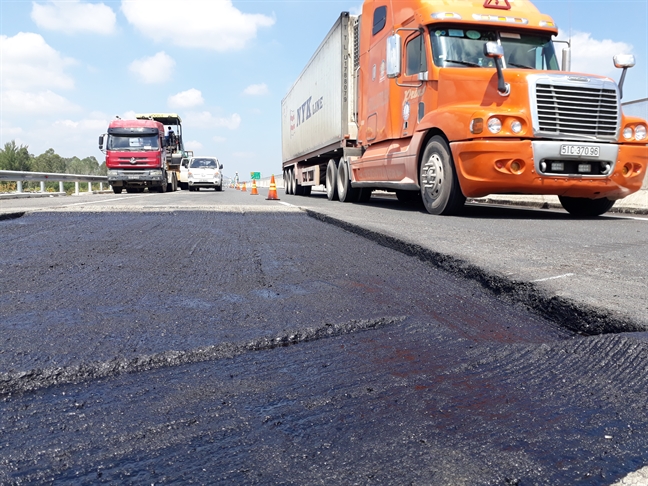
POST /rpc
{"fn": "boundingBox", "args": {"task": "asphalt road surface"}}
[2,188,648,484]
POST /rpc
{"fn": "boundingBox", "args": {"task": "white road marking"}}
[533,273,575,282]
[277,201,296,207]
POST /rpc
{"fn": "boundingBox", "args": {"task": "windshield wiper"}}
[508,62,533,69]
[444,59,481,67]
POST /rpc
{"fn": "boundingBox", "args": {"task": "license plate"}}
[560,144,600,157]
[127,176,140,179]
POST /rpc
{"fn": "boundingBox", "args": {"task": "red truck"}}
[100,114,183,193]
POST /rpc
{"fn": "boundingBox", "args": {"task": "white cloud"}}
[1,90,80,114]
[168,88,204,109]
[557,30,633,78]
[129,52,175,84]
[213,136,227,143]
[243,83,268,96]
[184,140,203,151]
[0,32,76,90]
[31,0,117,35]
[121,0,274,51]
[184,111,241,130]
[53,117,108,132]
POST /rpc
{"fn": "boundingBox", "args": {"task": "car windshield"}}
[190,158,217,168]
[108,134,159,151]
[429,27,559,70]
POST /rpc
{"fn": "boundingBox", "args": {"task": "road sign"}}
[250,172,261,180]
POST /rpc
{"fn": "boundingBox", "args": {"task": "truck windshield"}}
[108,134,159,151]
[429,27,559,70]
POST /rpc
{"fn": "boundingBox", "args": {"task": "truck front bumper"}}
[451,140,647,200]
[107,169,164,186]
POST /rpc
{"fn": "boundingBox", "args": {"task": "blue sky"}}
[1,0,646,180]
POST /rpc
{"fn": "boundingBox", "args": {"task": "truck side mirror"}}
[98,134,105,151]
[484,42,509,96]
[614,54,635,99]
[220,163,223,170]
[386,34,402,78]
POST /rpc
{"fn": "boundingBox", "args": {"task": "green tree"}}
[32,148,66,174]
[0,141,32,171]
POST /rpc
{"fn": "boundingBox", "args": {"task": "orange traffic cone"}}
[241,182,247,192]
[250,179,259,195]
[266,174,280,200]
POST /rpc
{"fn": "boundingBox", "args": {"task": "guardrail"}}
[0,170,108,196]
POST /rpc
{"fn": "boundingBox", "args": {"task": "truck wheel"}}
[419,136,465,215]
[336,158,360,202]
[283,171,291,195]
[558,196,615,217]
[289,169,297,195]
[112,187,123,194]
[157,172,168,193]
[326,159,339,201]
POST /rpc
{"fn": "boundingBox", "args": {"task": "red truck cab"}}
[100,118,169,194]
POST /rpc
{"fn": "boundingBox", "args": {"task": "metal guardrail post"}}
[75,182,79,195]
[100,183,104,191]
[40,181,45,193]
[17,181,23,193]
[88,182,92,194]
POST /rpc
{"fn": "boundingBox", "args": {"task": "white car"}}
[188,157,223,191]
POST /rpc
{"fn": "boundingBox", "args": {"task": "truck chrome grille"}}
[530,75,620,141]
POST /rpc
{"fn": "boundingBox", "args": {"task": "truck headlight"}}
[488,117,502,134]
[511,120,522,134]
[635,125,647,141]
[623,127,634,140]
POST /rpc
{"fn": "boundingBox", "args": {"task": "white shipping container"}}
[281,13,358,165]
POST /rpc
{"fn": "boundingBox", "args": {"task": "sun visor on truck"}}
[107,127,159,136]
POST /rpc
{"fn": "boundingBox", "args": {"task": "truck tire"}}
[419,136,465,215]
[558,196,615,217]
[289,169,297,195]
[283,170,291,195]
[336,158,360,202]
[157,171,168,193]
[326,159,339,201]
[112,187,123,194]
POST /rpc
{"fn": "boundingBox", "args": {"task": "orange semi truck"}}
[281,0,648,216]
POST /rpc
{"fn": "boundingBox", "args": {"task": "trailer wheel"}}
[419,136,465,215]
[289,169,297,195]
[283,171,290,195]
[326,159,339,201]
[112,187,123,194]
[558,196,615,217]
[336,158,360,202]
